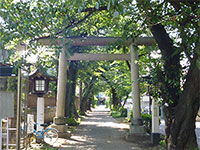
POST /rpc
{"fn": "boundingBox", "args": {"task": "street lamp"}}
[30,71,49,97]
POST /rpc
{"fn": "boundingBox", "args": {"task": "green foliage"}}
[105,97,110,108]
[1,1,199,148]
[141,113,152,134]
[66,117,80,126]
[110,107,127,118]
[48,81,57,97]
[126,110,133,122]
[141,113,152,120]
[1,0,140,112]
[127,111,152,134]
[120,108,127,117]
[158,140,166,150]
[92,96,98,108]
[110,110,121,118]
[7,77,17,92]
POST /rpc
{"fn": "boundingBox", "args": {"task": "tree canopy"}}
[0,0,200,149]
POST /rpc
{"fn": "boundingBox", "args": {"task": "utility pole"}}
[16,68,22,150]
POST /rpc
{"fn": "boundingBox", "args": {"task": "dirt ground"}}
[56,105,158,150]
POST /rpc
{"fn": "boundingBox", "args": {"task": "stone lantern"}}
[29,69,56,131]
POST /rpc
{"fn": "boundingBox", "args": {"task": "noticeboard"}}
[0,91,14,120]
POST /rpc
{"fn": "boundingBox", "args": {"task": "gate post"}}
[130,44,141,120]
[151,99,160,144]
[55,47,67,120]
[53,47,71,138]
[126,43,146,140]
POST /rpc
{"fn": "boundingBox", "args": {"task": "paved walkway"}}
[59,105,152,150]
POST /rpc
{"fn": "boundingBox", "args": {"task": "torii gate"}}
[39,37,154,137]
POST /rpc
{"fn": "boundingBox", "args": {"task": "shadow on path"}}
[59,105,153,150]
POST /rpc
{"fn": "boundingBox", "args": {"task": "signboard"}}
[0,92,14,120]
[27,114,34,134]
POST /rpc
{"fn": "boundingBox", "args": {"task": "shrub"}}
[110,110,121,118]
[92,96,98,108]
[158,139,166,150]
[66,117,80,126]
[127,112,152,134]
[127,111,161,135]
[141,113,152,134]
[120,108,127,117]
[105,98,110,108]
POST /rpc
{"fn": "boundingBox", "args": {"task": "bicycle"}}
[23,122,59,145]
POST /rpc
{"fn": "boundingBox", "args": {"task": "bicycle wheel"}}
[43,128,58,144]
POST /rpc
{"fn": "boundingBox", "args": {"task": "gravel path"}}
[59,105,153,150]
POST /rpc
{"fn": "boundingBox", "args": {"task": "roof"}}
[0,63,16,76]
[0,62,12,67]
[29,68,56,81]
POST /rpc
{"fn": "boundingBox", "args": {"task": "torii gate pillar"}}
[127,44,145,138]
[54,47,67,123]
[52,47,71,138]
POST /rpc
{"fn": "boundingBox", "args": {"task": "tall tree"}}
[80,75,97,115]
[132,1,200,149]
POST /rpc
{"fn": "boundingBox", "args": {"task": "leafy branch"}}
[30,6,107,43]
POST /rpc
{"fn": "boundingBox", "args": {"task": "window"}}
[35,80,45,91]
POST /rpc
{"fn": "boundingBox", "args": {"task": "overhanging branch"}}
[82,6,107,12]
[30,6,107,43]
[54,10,95,36]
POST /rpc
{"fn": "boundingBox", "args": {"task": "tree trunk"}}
[121,94,129,116]
[111,88,121,109]
[111,88,118,108]
[87,95,93,111]
[80,76,96,115]
[65,61,78,118]
[151,24,200,149]
[100,74,122,109]
[167,59,200,150]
